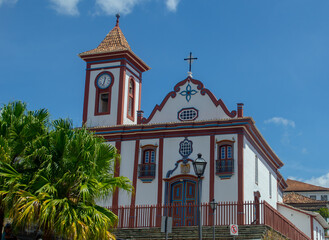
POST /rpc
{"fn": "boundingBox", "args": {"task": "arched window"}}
[94,72,113,115]
[216,140,234,179]
[138,145,157,182]
[127,77,135,120]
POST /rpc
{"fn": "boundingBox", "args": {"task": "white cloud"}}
[0,0,18,7]
[95,0,181,15]
[165,0,180,12]
[95,0,141,15]
[50,0,81,16]
[264,117,295,128]
[305,173,329,188]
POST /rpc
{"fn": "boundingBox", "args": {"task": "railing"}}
[109,201,310,240]
[264,202,309,240]
[215,159,234,174]
[138,163,156,179]
[110,202,309,240]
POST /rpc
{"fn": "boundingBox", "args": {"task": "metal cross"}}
[184,52,198,72]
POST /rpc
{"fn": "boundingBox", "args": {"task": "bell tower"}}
[79,15,150,127]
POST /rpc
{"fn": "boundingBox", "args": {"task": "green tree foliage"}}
[317,207,329,220]
[0,101,132,240]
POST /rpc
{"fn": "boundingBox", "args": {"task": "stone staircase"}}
[113,225,275,240]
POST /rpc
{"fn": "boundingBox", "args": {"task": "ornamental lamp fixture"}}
[210,199,217,212]
[193,153,207,178]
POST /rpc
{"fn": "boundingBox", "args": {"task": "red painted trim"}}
[112,141,121,209]
[82,64,91,124]
[243,131,280,173]
[130,140,140,207]
[94,71,115,116]
[80,50,150,73]
[164,174,200,205]
[237,103,244,118]
[237,132,244,224]
[138,79,142,112]
[140,144,158,149]
[216,139,235,145]
[141,77,237,124]
[90,117,283,170]
[277,171,288,190]
[244,121,283,168]
[209,135,215,202]
[88,64,141,81]
[100,132,281,173]
[116,60,126,125]
[126,76,135,121]
[163,174,200,183]
[156,138,164,226]
[311,216,314,240]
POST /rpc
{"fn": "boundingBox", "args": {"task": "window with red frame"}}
[138,148,156,179]
[95,72,113,115]
[127,79,135,119]
[217,145,233,173]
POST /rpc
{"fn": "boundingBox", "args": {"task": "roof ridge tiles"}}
[79,25,131,56]
[285,179,329,192]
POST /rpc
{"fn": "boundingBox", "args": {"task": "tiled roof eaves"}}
[285,189,329,192]
[285,179,329,192]
[283,192,327,204]
[79,49,151,72]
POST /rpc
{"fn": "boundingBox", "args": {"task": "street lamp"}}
[210,199,217,240]
[193,153,207,240]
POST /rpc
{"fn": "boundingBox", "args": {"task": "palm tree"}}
[0,101,49,236]
[0,102,133,239]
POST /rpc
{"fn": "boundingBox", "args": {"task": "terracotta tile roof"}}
[283,192,327,204]
[79,25,131,56]
[285,179,329,192]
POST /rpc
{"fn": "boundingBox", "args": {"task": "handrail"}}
[108,200,311,240]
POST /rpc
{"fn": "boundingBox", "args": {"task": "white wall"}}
[86,67,120,127]
[118,140,136,206]
[214,134,238,202]
[243,137,277,208]
[96,141,117,207]
[313,218,325,240]
[277,204,312,238]
[123,72,140,125]
[135,139,159,205]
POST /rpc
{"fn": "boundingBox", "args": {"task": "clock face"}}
[97,73,112,89]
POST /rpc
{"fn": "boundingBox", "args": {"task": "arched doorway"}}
[166,175,198,226]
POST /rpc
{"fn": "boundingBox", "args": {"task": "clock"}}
[97,73,112,89]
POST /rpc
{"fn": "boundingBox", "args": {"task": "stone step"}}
[113,225,272,240]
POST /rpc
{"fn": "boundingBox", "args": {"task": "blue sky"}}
[1,0,329,187]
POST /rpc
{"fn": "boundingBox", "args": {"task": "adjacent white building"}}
[285,179,329,202]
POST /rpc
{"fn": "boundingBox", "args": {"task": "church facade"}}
[79,17,286,211]
[77,17,329,239]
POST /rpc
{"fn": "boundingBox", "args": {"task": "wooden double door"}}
[170,179,197,226]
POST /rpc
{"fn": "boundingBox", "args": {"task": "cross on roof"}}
[184,52,198,73]
[116,13,120,26]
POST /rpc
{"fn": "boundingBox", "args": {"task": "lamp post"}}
[210,199,217,240]
[193,153,207,240]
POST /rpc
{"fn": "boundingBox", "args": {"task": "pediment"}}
[141,77,238,124]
